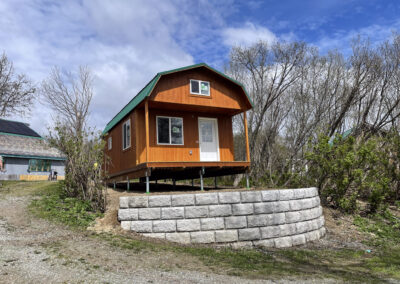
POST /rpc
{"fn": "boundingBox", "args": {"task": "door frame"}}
[198,117,220,162]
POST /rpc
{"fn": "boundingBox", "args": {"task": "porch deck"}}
[107,161,250,182]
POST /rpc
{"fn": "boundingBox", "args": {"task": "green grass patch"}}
[96,233,399,282]
[29,181,103,229]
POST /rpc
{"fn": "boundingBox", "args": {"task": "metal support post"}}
[214,176,217,189]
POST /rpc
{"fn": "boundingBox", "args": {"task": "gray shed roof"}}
[0,134,66,160]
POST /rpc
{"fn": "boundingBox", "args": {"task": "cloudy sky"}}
[1,0,400,135]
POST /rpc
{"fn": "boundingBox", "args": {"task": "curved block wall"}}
[118,187,325,248]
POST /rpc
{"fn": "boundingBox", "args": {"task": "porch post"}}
[146,175,150,194]
[200,167,204,191]
[214,176,217,189]
[127,178,130,191]
[246,171,250,189]
[244,111,250,162]
[145,100,150,163]
[113,181,116,190]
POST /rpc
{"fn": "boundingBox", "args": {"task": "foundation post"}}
[200,167,205,191]
[214,176,217,189]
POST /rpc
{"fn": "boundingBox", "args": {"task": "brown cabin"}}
[102,63,252,192]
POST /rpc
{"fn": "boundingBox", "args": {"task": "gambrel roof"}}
[102,63,252,135]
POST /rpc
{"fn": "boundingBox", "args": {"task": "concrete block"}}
[247,215,271,227]
[230,241,253,249]
[301,209,314,221]
[301,198,314,210]
[296,221,310,234]
[225,216,247,229]
[319,227,326,237]
[152,220,176,233]
[286,211,302,223]
[143,233,165,239]
[294,188,306,199]
[177,219,200,232]
[138,208,161,220]
[308,219,319,231]
[120,196,129,209]
[128,196,148,208]
[171,194,194,206]
[232,203,254,215]
[191,231,215,243]
[149,195,171,207]
[278,224,296,236]
[240,191,261,203]
[289,200,303,211]
[238,228,261,241]
[272,213,286,225]
[279,189,294,201]
[161,207,184,219]
[185,206,208,218]
[304,187,318,198]
[120,221,131,230]
[195,193,218,205]
[261,190,279,201]
[131,221,152,233]
[274,236,293,248]
[200,218,224,230]
[209,205,232,217]
[292,234,306,246]
[218,192,240,204]
[253,239,275,248]
[317,216,325,228]
[166,232,191,244]
[215,230,238,243]
[118,209,138,221]
[260,225,280,239]
[274,201,290,212]
[254,203,274,214]
[305,230,320,242]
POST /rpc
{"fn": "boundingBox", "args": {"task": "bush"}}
[306,132,397,214]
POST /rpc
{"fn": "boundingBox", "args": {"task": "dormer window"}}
[190,79,210,96]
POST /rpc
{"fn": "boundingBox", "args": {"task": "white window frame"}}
[108,136,112,150]
[156,116,184,145]
[122,119,131,150]
[190,79,210,96]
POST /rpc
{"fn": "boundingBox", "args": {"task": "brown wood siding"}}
[150,68,248,111]
[135,108,234,164]
[104,111,136,177]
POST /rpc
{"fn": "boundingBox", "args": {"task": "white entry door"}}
[198,118,220,161]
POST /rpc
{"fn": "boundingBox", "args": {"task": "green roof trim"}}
[0,132,44,140]
[102,63,253,135]
[0,154,66,161]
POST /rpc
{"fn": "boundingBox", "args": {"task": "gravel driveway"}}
[0,185,286,284]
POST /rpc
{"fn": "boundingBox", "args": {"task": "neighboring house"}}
[0,119,66,181]
[103,63,253,191]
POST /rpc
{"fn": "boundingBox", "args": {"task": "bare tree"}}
[41,66,106,211]
[0,53,36,116]
[41,66,93,137]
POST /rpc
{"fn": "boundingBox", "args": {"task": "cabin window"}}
[156,116,183,145]
[28,159,51,172]
[108,136,112,150]
[122,119,131,150]
[190,79,210,96]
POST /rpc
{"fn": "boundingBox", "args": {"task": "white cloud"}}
[315,20,400,54]
[222,22,277,47]
[0,0,198,135]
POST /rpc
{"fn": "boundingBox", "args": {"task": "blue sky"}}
[0,0,399,134]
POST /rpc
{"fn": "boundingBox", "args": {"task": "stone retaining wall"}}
[118,187,326,248]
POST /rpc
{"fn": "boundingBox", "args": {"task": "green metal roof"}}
[102,63,253,135]
[1,153,66,161]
